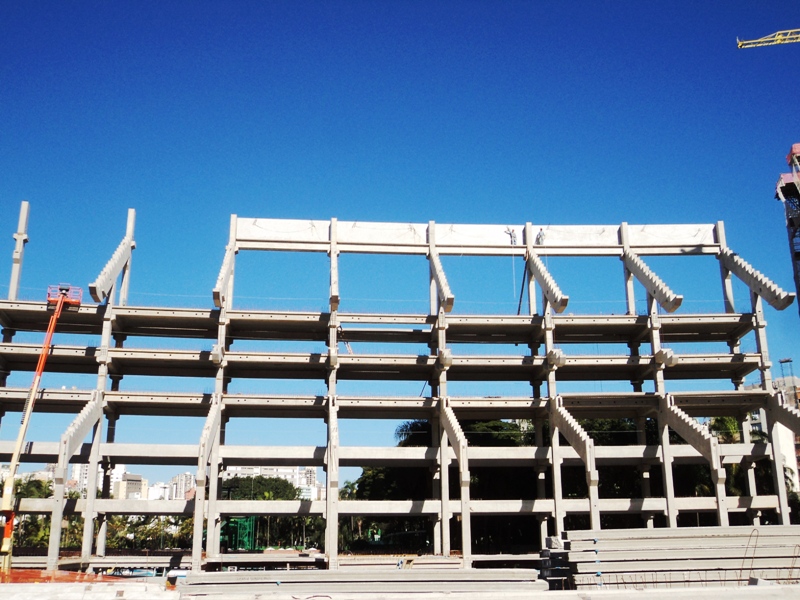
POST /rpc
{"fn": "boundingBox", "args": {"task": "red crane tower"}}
[776,144,800,317]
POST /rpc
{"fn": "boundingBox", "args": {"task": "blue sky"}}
[1,2,799,484]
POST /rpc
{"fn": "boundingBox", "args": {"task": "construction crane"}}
[738,29,800,48]
[1,284,82,574]
[776,145,800,318]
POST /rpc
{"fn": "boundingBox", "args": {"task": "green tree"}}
[221,476,300,501]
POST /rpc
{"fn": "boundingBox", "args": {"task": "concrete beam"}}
[551,396,600,528]
[623,249,683,313]
[524,222,568,313]
[89,209,136,304]
[659,395,719,467]
[718,248,795,311]
[59,391,103,464]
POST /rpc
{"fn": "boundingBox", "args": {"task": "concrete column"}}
[324,392,340,569]
[740,413,760,512]
[205,415,225,557]
[712,467,729,526]
[97,412,117,557]
[8,201,29,301]
[191,479,206,571]
[430,411,447,556]
[458,464,472,568]
[438,407,451,557]
[751,293,773,391]
[46,468,66,570]
[550,421,564,534]
[766,406,792,523]
[636,416,652,526]
[620,222,636,315]
[96,518,108,557]
[537,515,548,550]
[716,222,737,314]
[658,414,678,528]
[81,418,104,562]
[629,343,643,392]
[647,295,667,396]
[0,328,13,387]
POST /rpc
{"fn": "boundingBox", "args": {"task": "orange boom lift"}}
[1,285,82,574]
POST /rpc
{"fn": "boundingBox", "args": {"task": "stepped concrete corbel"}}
[213,215,239,309]
[658,394,728,526]
[718,248,795,311]
[192,395,222,571]
[89,209,136,305]
[440,399,471,567]
[46,391,104,570]
[654,348,679,367]
[427,222,454,313]
[768,390,800,433]
[551,396,599,529]
[524,223,568,313]
[8,201,29,301]
[622,249,683,313]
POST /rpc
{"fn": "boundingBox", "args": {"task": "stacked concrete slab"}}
[1,204,799,576]
[553,525,800,588]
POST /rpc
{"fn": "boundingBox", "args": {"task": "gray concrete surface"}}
[2,581,799,600]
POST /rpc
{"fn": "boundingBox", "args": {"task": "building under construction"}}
[1,202,800,586]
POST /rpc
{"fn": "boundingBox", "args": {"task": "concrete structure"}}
[1,205,800,574]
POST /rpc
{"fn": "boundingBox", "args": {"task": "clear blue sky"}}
[1,2,799,484]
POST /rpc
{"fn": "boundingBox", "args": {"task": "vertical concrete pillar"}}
[81,417,104,562]
[97,412,117,557]
[324,391,340,569]
[117,209,136,307]
[191,478,206,571]
[636,415,653,526]
[46,468,66,570]
[205,415,225,557]
[458,461,472,568]
[620,223,636,316]
[439,415,452,557]
[657,414,678,528]
[766,405,792,524]
[550,421,565,534]
[8,201,29,301]
[740,413,760,518]
[716,222,737,314]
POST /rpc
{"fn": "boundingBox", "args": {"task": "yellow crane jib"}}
[737,29,800,49]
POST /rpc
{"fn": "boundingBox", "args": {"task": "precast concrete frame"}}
[1,205,799,572]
